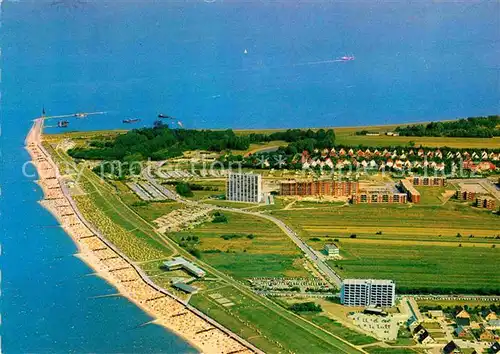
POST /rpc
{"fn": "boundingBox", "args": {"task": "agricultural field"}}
[327,241,500,292]
[172,212,309,279]
[272,203,500,292]
[273,203,500,243]
[236,124,500,149]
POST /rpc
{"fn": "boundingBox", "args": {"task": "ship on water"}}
[340,55,355,61]
[57,120,69,128]
[123,118,141,124]
[158,113,174,119]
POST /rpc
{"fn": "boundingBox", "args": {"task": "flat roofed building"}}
[341,279,396,307]
[412,176,447,187]
[226,172,262,203]
[324,243,340,256]
[280,180,359,197]
[163,257,206,278]
[353,184,407,204]
[400,179,421,203]
[172,282,199,294]
[476,196,496,210]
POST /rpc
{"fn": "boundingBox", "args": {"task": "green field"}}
[300,314,378,345]
[365,347,421,354]
[190,287,362,354]
[272,203,500,292]
[173,212,309,279]
[236,124,500,149]
[44,140,366,353]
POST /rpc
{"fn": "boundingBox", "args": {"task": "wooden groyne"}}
[26,118,263,354]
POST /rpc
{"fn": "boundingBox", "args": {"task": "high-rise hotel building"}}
[341,279,396,307]
[226,173,262,203]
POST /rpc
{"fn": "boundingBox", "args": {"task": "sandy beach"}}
[25,118,260,354]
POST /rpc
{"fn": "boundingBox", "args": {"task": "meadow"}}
[172,212,309,279]
[236,124,500,149]
[272,203,500,292]
[190,286,363,354]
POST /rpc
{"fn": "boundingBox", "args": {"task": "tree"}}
[175,182,193,197]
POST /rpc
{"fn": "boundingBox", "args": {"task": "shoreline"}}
[26,118,261,354]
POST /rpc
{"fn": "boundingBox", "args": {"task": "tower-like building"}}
[226,173,262,203]
[341,279,396,307]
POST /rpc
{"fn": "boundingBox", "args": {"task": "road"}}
[142,169,343,288]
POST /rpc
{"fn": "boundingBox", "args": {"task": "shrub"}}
[212,211,228,223]
[350,234,357,239]
[176,182,193,197]
[289,302,322,313]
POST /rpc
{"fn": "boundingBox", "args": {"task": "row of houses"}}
[303,148,500,161]
[300,157,497,173]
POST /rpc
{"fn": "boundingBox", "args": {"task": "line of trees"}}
[68,125,336,162]
[394,115,500,138]
[398,287,500,295]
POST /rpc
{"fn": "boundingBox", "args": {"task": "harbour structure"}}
[226,172,262,203]
[341,279,396,307]
[279,179,358,197]
[399,179,421,203]
[352,184,407,204]
[163,257,206,278]
[411,176,446,187]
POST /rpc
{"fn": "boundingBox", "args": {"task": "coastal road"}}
[142,169,343,288]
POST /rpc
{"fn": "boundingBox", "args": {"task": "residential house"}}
[480,329,495,342]
[490,341,500,354]
[486,312,498,321]
[442,340,460,354]
[454,325,468,338]
[487,319,500,330]
[456,310,471,326]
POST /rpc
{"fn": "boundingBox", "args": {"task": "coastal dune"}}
[26,118,260,354]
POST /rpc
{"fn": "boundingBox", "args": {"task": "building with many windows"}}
[399,179,421,203]
[279,180,358,197]
[341,279,396,307]
[226,172,262,203]
[352,184,407,204]
[412,176,446,187]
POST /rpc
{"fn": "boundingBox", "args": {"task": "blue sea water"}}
[0,0,498,353]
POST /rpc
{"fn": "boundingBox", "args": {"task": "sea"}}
[0,0,498,353]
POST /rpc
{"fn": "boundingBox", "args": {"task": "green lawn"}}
[301,314,378,345]
[191,287,363,354]
[365,347,420,354]
[172,212,308,279]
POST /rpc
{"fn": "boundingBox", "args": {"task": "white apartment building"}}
[226,173,262,203]
[341,279,396,307]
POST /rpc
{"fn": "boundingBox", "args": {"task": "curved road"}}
[142,169,343,288]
